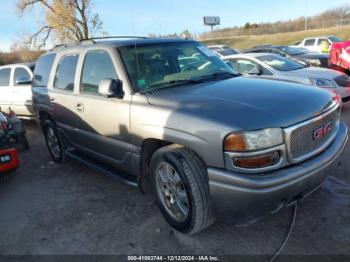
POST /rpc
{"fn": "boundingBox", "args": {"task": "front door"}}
[74,49,132,169]
[12,66,33,116]
[0,67,12,113]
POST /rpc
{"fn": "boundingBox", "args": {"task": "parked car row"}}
[207,38,350,102]
[0,37,348,234]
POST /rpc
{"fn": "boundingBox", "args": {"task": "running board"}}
[65,149,138,187]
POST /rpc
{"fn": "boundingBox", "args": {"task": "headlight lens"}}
[224,128,283,152]
[310,78,336,88]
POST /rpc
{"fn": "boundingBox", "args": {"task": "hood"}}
[146,77,334,130]
[294,53,329,60]
[283,67,344,80]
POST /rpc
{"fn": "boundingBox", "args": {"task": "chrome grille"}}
[285,106,340,163]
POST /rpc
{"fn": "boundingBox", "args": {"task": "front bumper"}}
[208,122,348,225]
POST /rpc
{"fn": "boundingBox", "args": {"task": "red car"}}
[0,148,19,182]
[330,41,350,74]
[0,112,20,183]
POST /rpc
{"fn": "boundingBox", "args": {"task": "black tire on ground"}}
[43,120,66,163]
[150,145,215,234]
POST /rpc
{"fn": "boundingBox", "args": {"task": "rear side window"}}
[14,67,31,84]
[0,68,11,86]
[317,39,330,46]
[33,54,56,87]
[80,50,118,94]
[54,54,79,91]
[304,39,315,46]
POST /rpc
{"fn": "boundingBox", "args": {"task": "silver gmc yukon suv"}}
[32,37,348,234]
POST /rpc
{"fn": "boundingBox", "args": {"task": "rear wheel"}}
[150,145,215,234]
[44,120,65,163]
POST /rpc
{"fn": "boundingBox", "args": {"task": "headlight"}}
[307,59,321,66]
[224,128,283,152]
[309,78,336,89]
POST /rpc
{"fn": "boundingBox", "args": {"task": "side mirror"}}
[15,77,32,85]
[98,79,124,99]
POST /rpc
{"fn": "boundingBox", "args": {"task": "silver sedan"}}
[224,53,350,101]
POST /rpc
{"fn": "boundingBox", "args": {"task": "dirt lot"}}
[0,103,350,259]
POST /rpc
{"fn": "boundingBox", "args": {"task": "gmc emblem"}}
[313,122,333,140]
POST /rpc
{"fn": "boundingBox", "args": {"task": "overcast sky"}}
[0,0,348,51]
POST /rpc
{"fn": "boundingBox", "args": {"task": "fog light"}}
[233,151,280,169]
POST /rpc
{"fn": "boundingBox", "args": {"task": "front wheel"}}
[43,120,66,163]
[150,145,215,234]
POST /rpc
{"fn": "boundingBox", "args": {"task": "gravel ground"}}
[0,103,349,260]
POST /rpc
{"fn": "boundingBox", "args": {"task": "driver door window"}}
[231,59,261,75]
[80,50,118,95]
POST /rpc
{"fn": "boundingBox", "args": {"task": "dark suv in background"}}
[32,37,348,234]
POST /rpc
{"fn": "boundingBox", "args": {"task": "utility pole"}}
[304,0,308,31]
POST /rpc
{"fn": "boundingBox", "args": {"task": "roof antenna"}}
[130,2,141,89]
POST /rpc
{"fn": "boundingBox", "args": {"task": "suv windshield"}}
[277,46,306,55]
[257,54,305,71]
[118,42,235,92]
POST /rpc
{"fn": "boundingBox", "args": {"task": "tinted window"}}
[54,54,79,91]
[81,50,118,94]
[229,59,260,75]
[317,39,330,46]
[14,67,31,84]
[33,54,56,87]
[304,39,315,46]
[0,68,11,86]
[217,49,239,56]
[257,55,304,71]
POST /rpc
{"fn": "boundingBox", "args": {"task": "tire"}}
[43,120,66,163]
[150,145,215,234]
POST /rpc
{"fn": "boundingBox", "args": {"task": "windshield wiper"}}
[140,79,203,94]
[195,72,240,81]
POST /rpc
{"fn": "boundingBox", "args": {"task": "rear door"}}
[12,66,33,116]
[48,52,81,143]
[0,67,13,113]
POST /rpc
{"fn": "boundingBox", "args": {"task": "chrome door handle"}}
[76,103,84,112]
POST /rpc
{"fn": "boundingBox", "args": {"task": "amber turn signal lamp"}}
[233,151,280,169]
[224,133,247,151]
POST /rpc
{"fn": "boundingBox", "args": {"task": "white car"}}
[223,53,350,101]
[0,63,35,118]
[293,36,343,53]
[208,45,240,57]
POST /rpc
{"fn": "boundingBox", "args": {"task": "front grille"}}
[334,75,350,87]
[286,107,339,162]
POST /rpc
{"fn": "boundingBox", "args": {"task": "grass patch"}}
[201,26,350,50]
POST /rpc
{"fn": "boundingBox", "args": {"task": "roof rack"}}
[80,36,149,43]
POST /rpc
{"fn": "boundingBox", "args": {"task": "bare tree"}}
[17,0,103,48]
